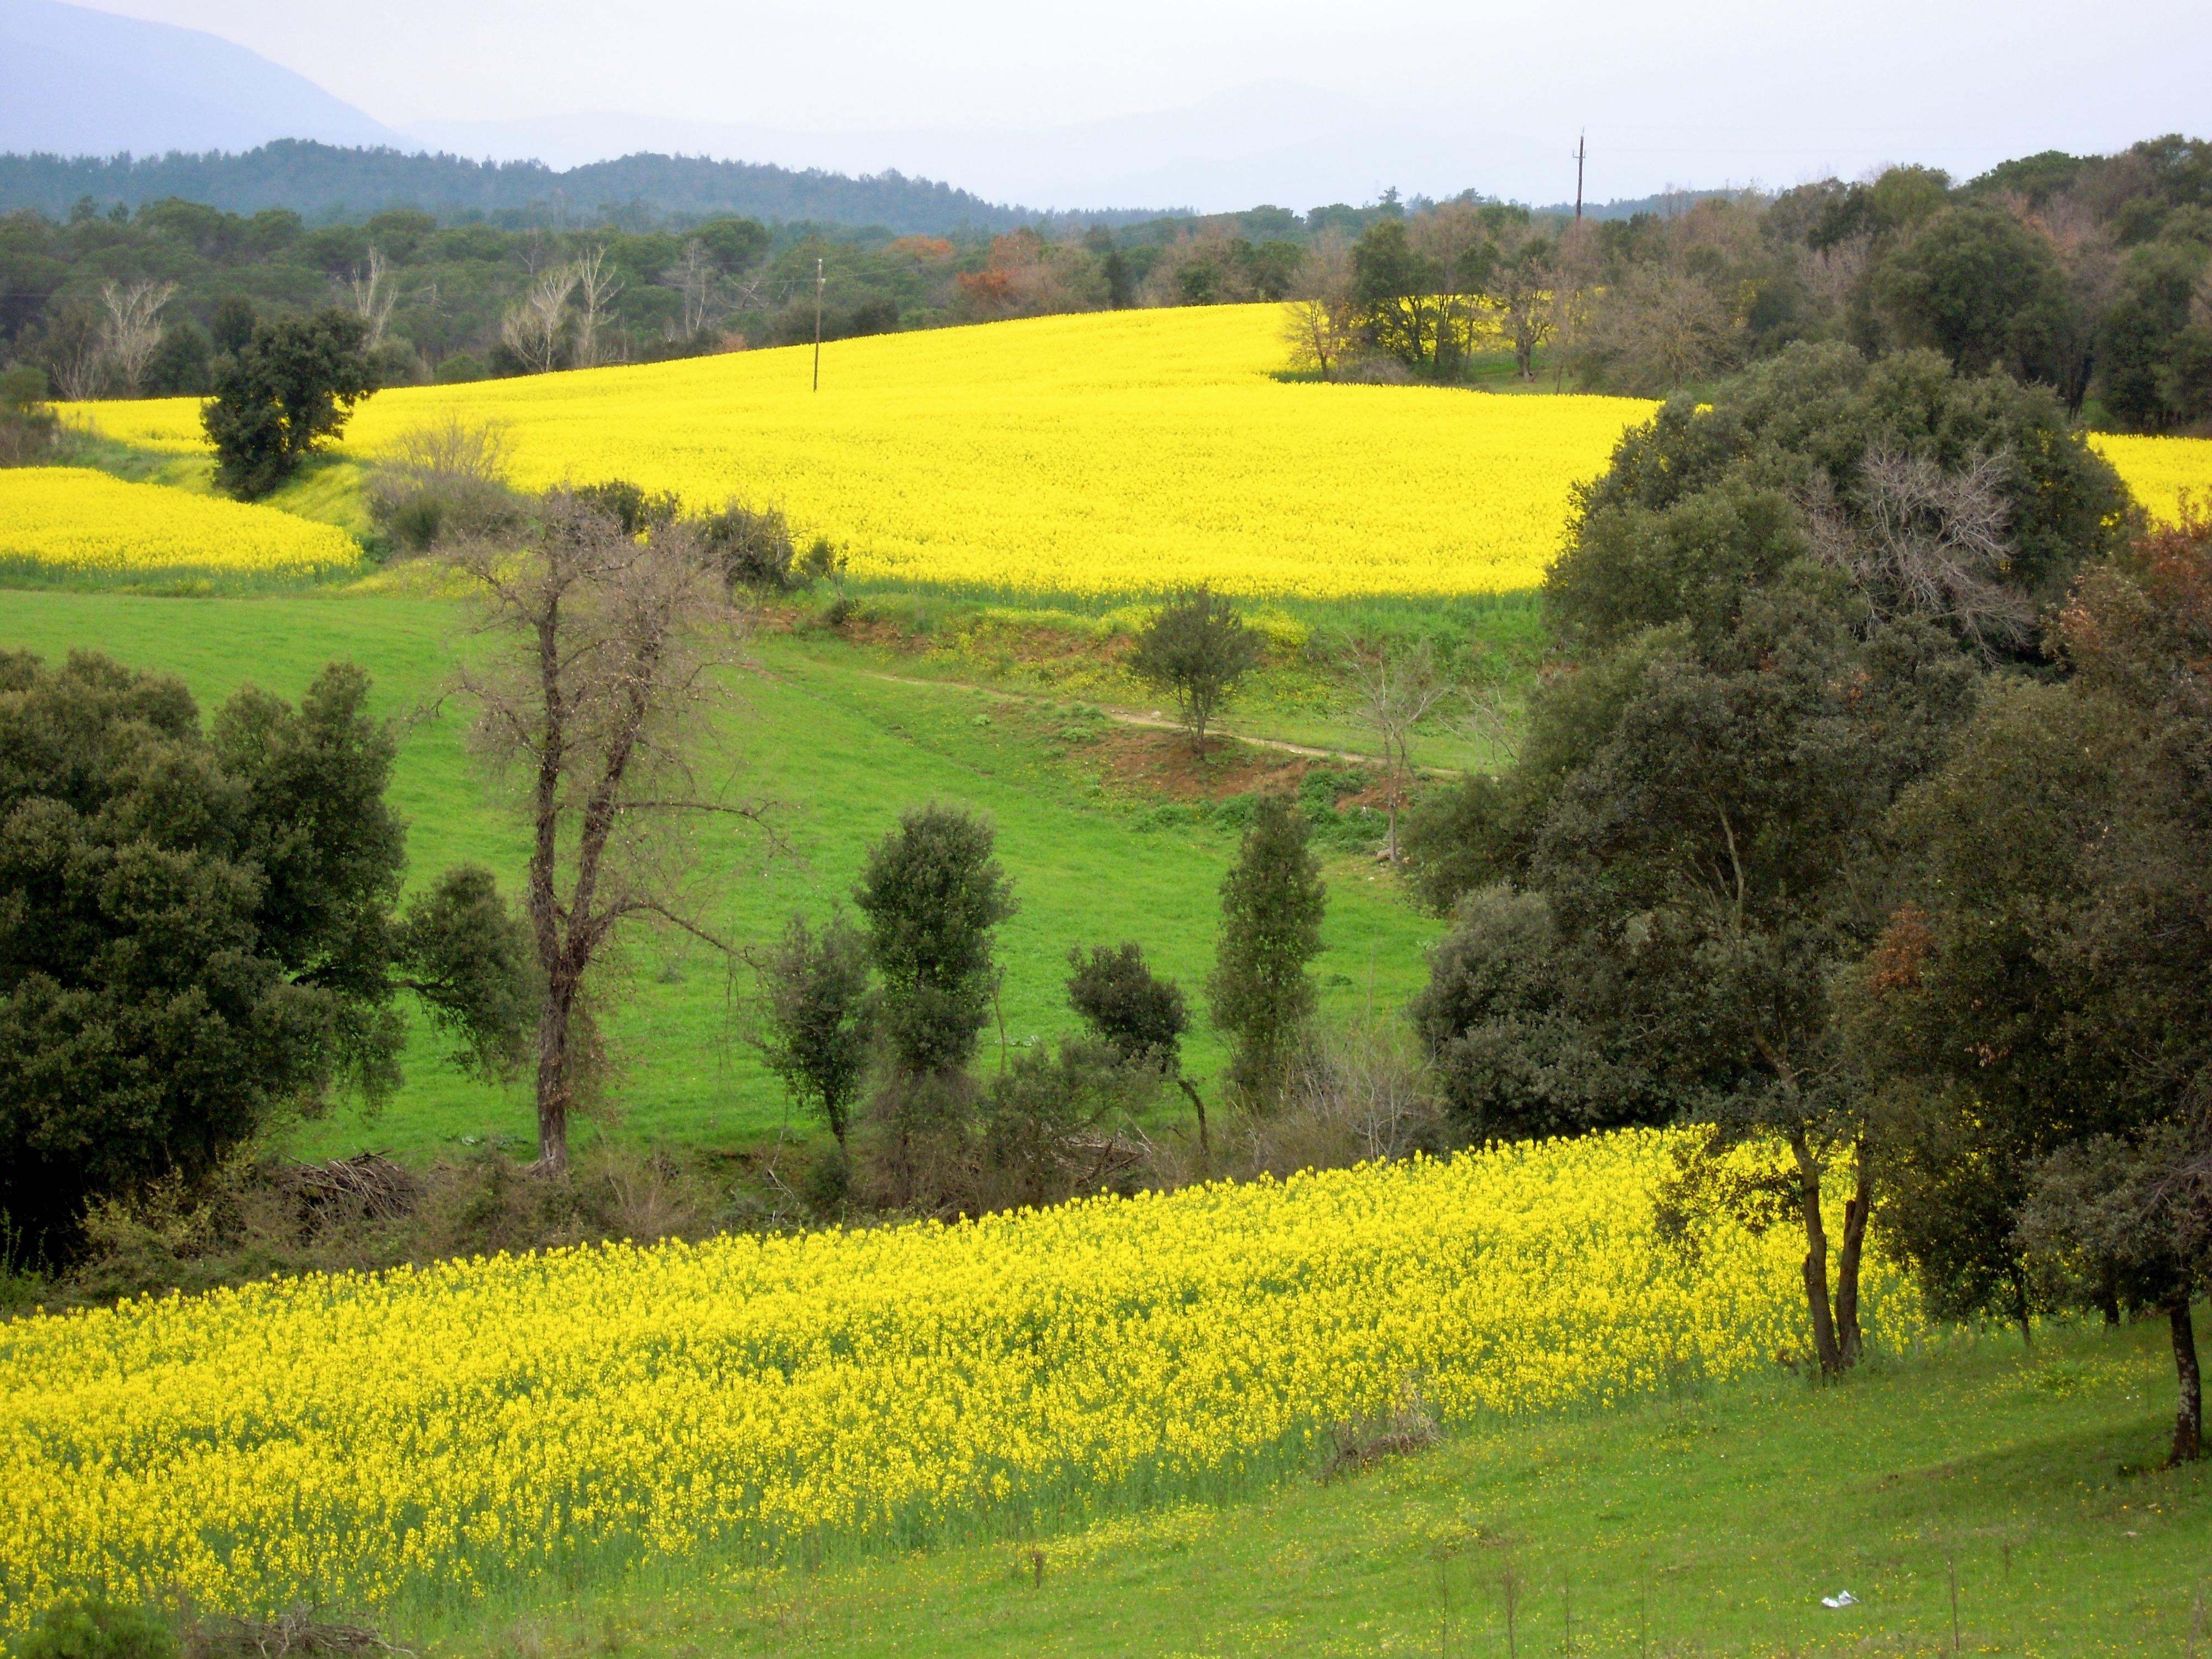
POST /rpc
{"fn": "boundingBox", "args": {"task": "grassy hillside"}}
[393,1316,2211,1656]
[0,589,1443,1161]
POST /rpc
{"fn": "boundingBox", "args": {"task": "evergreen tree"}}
[202,308,374,499]
[1208,796,1326,1105]
[756,910,873,1149]
[0,652,530,1256]
[853,805,1017,1079]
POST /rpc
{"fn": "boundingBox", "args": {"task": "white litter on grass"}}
[1821,1591,1860,1609]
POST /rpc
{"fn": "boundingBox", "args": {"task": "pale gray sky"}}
[66,0,2212,205]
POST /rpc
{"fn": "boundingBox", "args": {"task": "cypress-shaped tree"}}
[1208,795,1326,1105]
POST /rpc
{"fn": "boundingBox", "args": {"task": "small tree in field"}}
[756,910,872,1150]
[1209,796,1327,1106]
[1067,942,1187,1067]
[202,309,375,499]
[1344,639,1452,861]
[1129,586,1262,758]
[447,489,750,1174]
[1070,940,1210,1151]
[854,805,1018,1081]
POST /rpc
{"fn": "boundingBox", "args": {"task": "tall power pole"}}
[1574,133,1587,221]
[812,257,825,392]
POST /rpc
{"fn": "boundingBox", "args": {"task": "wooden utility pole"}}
[1574,133,1587,221]
[812,257,825,391]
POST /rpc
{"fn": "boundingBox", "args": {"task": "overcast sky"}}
[74,0,2212,205]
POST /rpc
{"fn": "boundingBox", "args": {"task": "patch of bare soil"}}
[1091,724,1357,803]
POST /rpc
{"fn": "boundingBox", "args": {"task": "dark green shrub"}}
[701,500,797,592]
[572,478,681,535]
[17,1598,178,1659]
[0,364,59,466]
[1066,943,1187,1068]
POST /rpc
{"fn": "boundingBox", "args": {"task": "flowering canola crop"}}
[0,1130,1918,1629]
[0,467,361,581]
[75,312,2212,599]
[72,307,1652,598]
[2089,432,2212,525]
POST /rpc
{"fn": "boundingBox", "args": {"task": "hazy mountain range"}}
[0,0,402,156]
[0,0,1591,217]
[401,85,1565,217]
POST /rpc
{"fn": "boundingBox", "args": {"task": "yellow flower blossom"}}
[0,1130,1918,1629]
[70,308,1652,598]
[2088,432,2212,525]
[0,468,361,581]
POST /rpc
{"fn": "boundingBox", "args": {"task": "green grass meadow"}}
[0,588,1444,1162]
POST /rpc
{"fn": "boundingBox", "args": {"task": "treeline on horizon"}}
[0,141,1071,236]
[0,133,2205,435]
[0,185,1410,398]
[1297,133,2210,432]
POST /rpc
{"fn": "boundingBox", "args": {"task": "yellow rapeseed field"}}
[0,467,361,581]
[71,307,1651,598]
[0,1130,1918,1629]
[2088,432,2212,524]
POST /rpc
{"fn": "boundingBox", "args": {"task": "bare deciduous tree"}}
[45,300,109,401]
[1584,267,1739,393]
[662,239,720,340]
[1546,218,1601,390]
[1483,223,1556,381]
[445,492,759,1171]
[346,248,398,348]
[97,278,176,396]
[500,266,578,374]
[1280,231,1358,379]
[1804,448,2033,656]
[1344,639,1452,861]
[570,246,625,369]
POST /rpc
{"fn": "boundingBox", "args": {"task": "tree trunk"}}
[1178,1077,1210,1160]
[1789,1129,1844,1375]
[2170,1301,2203,1467]
[534,972,575,1175]
[527,608,568,1172]
[1833,1141,1874,1369]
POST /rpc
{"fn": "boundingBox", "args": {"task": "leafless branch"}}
[1804,447,2033,655]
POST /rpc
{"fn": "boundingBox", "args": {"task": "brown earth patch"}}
[1089,723,1374,804]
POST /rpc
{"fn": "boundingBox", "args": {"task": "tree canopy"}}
[0,651,529,1256]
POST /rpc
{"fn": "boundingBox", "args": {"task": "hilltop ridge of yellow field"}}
[74,306,1654,598]
[72,305,2212,598]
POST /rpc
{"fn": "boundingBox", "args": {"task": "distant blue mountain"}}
[0,0,401,156]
